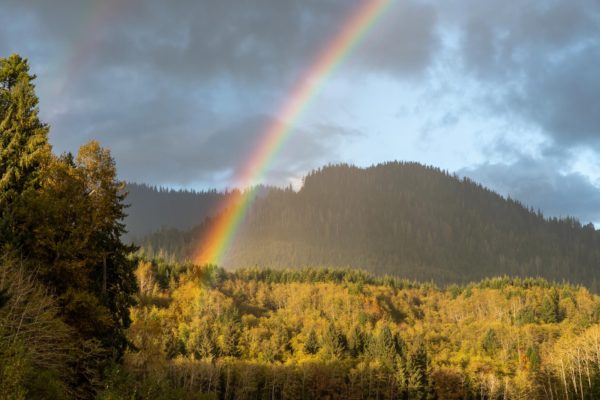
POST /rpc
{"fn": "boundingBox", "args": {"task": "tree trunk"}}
[102,254,107,294]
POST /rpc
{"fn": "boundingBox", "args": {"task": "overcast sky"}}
[1,0,599,225]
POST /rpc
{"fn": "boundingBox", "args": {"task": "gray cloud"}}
[199,116,361,187]
[432,0,600,222]
[2,0,599,228]
[0,0,439,187]
[444,0,600,149]
[354,1,439,76]
[3,0,438,86]
[460,156,600,225]
[514,44,600,147]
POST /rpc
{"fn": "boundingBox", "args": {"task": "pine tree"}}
[0,54,50,249]
[347,324,365,357]
[322,322,347,359]
[407,341,429,400]
[304,328,320,355]
[540,288,562,323]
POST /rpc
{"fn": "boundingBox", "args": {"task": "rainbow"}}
[194,0,392,265]
[53,1,122,97]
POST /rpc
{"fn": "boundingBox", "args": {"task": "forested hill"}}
[123,184,229,240]
[124,183,277,240]
[140,162,600,290]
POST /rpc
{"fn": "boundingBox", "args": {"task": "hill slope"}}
[123,183,233,240]
[140,162,600,289]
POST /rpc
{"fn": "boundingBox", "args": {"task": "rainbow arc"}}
[194,0,392,265]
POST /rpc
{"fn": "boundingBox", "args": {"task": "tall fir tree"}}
[0,54,138,397]
[304,328,320,355]
[0,54,50,250]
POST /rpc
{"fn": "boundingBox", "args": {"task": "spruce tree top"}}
[0,54,50,196]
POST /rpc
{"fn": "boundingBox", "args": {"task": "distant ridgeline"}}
[138,162,600,290]
[123,183,231,240]
[124,183,277,240]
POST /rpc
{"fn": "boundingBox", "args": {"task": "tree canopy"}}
[0,54,137,399]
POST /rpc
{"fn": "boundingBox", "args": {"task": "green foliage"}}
[0,54,50,249]
[322,322,347,359]
[516,306,537,325]
[0,263,74,399]
[304,328,319,355]
[540,288,562,323]
[481,329,498,356]
[0,54,137,398]
[0,339,29,400]
[525,345,540,371]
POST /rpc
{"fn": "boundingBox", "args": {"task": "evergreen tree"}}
[74,141,138,358]
[347,324,365,357]
[0,54,50,249]
[407,341,429,400]
[481,329,498,356]
[540,288,562,323]
[304,328,320,355]
[0,54,138,396]
[196,328,216,359]
[322,322,347,359]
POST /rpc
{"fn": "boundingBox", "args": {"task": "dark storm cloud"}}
[0,0,439,186]
[442,0,600,148]
[2,0,438,84]
[354,1,439,76]
[461,156,600,225]
[440,0,600,224]
[2,0,599,200]
[514,45,600,147]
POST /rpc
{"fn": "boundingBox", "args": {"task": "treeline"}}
[101,260,600,399]
[0,55,137,398]
[124,183,232,240]
[141,162,600,291]
[124,183,277,240]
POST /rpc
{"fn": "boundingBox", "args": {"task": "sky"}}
[1,0,599,225]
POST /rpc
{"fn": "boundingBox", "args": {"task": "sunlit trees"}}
[0,54,137,398]
[0,54,51,251]
[111,264,600,399]
[0,260,74,400]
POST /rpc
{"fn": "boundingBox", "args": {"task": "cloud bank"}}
[1,0,598,222]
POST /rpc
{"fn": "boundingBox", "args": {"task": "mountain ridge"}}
[137,161,600,290]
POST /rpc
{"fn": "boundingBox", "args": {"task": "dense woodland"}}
[124,184,232,240]
[0,54,137,398]
[4,53,600,399]
[141,163,600,291]
[124,183,274,241]
[104,261,600,399]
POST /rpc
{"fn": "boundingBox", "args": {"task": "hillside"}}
[101,262,600,399]
[123,183,232,240]
[140,162,600,290]
[124,184,279,240]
